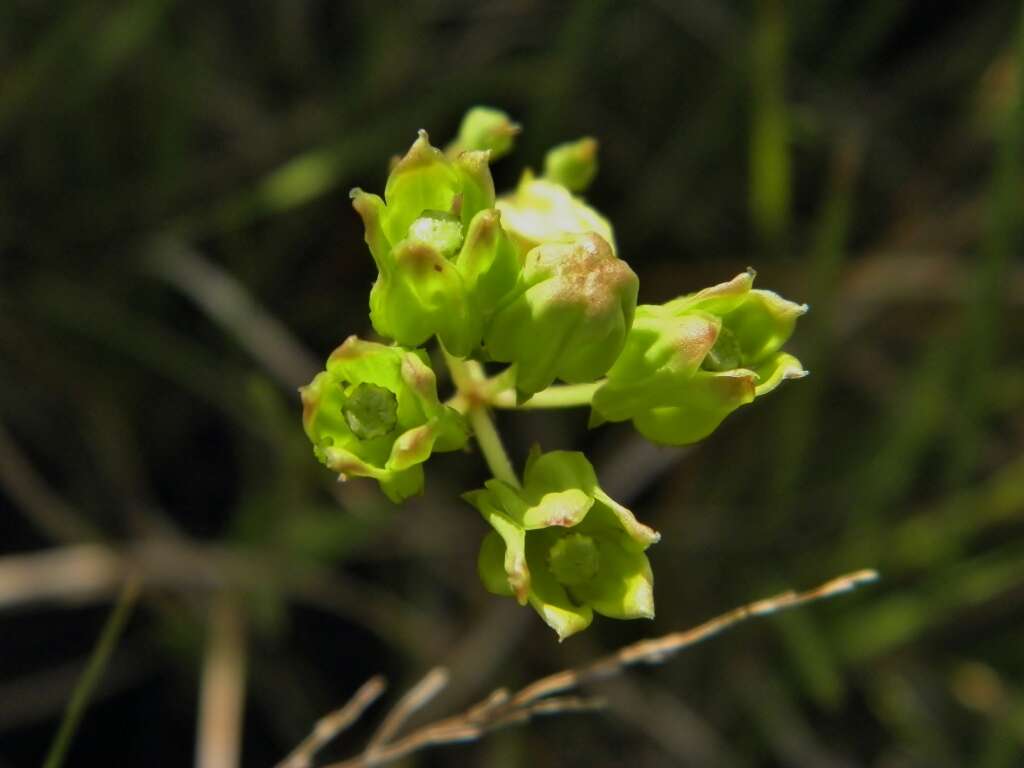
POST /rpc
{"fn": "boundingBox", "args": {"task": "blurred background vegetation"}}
[2,1,1023,766]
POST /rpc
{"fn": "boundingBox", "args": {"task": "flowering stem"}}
[468,407,520,488]
[491,381,602,410]
[442,349,521,488]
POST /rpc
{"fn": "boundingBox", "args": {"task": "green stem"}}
[468,407,520,488]
[442,349,520,488]
[491,381,602,410]
[43,577,141,768]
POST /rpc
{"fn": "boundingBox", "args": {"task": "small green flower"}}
[543,136,599,192]
[351,130,519,356]
[483,232,639,400]
[300,336,468,502]
[496,171,615,259]
[591,270,808,445]
[466,448,660,640]
[446,106,521,160]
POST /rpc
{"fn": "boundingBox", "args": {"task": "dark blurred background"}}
[2,1,1023,766]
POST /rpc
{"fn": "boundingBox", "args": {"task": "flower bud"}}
[300,336,468,502]
[591,270,808,445]
[447,106,521,160]
[543,137,599,192]
[466,448,659,640]
[483,233,639,400]
[352,131,519,356]
[496,171,615,259]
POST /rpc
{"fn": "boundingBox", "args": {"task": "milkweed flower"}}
[351,130,519,357]
[466,449,660,640]
[300,336,467,502]
[591,270,808,445]
[483,232,638,400]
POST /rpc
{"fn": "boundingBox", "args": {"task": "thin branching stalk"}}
[281,569,878,768]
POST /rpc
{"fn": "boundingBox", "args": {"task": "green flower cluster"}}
[301,107,808,638]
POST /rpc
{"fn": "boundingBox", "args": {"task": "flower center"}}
[547,533,600,587]
[408,211,464,260]
[702,326,742,371]
[342,383,398,440]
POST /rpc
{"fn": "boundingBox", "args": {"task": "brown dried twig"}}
[280,569,878,768]
[277,677,388,768]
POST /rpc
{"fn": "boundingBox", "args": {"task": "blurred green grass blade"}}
[25,278,259,434]
[774,608,846,709]
[0,4,98,130]
[82,0,176,89]
[750,0,790,251]
[947,9,1024,484]
[770,139,859,511]
[830,0,912,76]
[42,578,140,768]
[836,543,1024,661]
[885,453,1024,572]
[836,337,953,569]
[866,668,960,768]
[0,0,174,131]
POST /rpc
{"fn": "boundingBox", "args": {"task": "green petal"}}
[386,423,439,471]
[590,490,661,548]
[480,479,530,524]
[454,208,519,314]
[496,174,616,258]
[370,240,482,355]
[521,489,593,529]
[629,370,757,445]
[394,348,439,425]
[525,531,593,640]
[452,150,496,228]
[383,130,460,245]
[667,270,755,316]
[378,464,425,503]
[483,233,636,398]
[569,534,655,620]
[350,189,391,272]
[724,288,808,365]
[432,406,470,452]
[478,531,514,597]
[475,497,531,605]
[523,449,598,496]
[752,351,808,396]
[320,444,383,480]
